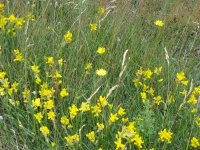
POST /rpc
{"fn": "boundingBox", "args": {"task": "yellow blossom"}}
[117,107,126,116]
[132,134,144,149]
[22,89,30,101]
[187,94,197,105]
[8,14,16,23]
[0,72,6,79]
[46,57,54,65]
[91,104,102,117]
[176,71,188,85]
[115,138,126,150]
[69,104,79,119]
[47,111,55,120]
[64,31,72,43]
[79,102,90,112]
[0,15,7,29]
[35,76,42,84]
[98,7,105,14]
[195,117,200,127]
[43,99,54,110]
[154,20,164,27]
[60,115,70,126]
[86,131,95,143]
[96,68,107,76]
[34,112,43,123]
[177,72,186,81]
[97,122,104,131]
[98,96,108,107]
[31,65,40,74]
[153,96,162,105]
[158,129,173,144]
[154,66,163,74]
[13,49,23,62]
[109,113,119,123]
[140,92,147,103]
[90,23,97,31]
[53,70,62,79]
[85,63,92,70]
[40,126,50,136]
[191,137,200,148]
[64,134,80,146]
[60,88,69,98]
[97,47,106,54]
[191,108,197,114]
[144,68,153,79]
[32,98,41,108]
[15,18,25,29]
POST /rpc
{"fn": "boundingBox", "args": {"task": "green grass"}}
[0,0,200,149]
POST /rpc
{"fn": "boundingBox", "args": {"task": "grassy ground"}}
[0,0,200,149]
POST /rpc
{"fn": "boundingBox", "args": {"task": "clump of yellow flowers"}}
[158,129,173,144]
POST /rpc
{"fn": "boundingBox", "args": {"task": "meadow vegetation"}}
[0,0,200,149]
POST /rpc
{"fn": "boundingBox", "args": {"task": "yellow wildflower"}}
[144,68,153,79]
[86,131,95,143]
[13,49,23,62]
[34,112,43,123]
[97,47,106,54]
[35,76,42,84]
[154,20,164,27]
[115,138,126,150]
[0,15,7,29]
[31,65,40,74]
[109,113,119,123]
[98,7,105,14]
[132,134,144,149]
[85,63,92,70]
[64,134,80,146]
[46,57,54,65]
[43,100,54,110]
[97,122,104,131]
[79,102,90,112]
[40,126,50,136]
[0,72,6,79]
[191,137,200,148]
[53,70,62,79]
[8,14,16,23]
[64,31,72,43]
[98,96,108,107]
[32,98,41,108]
[47,111,55,120]
[195,117,200,127]
[153,96,162,105]
[90,23,97,31]
[96,68,107,76]
[117,107,126,116]
[187,94,197,105]
[60,88,69,98]
[176,71,188,85]
[140,92,147,103]
[91,104,102,117]
[15,18,25,29]
[60,115,70,126]
[69,104,79,119]
[158,129,173,144]
[191,108,197,114]
[154,66,163,74]
[22,89,30,101]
